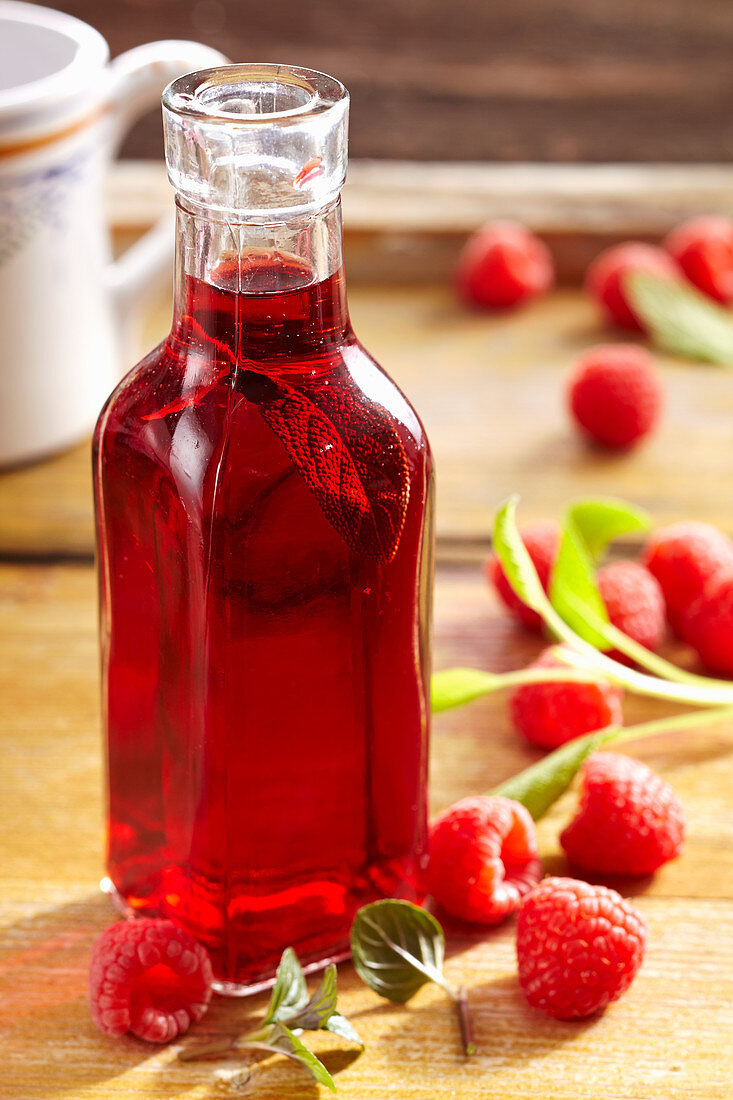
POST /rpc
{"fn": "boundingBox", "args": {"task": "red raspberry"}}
[584,241,679,331]
[597,560,665,658]
[567,344,663,449]
[642,521,733,637]
[89,919,213,1043]
[560,753,685,875]
[427,796,542,925]
[455,221,555,310]
[682,569,733,675]
[509,646,623,750]
[485,521,559,632]
[664,215,733,304]
[516,877,647,1019]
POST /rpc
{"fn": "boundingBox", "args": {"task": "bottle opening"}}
[164,64,346,125]
[163,64,349,219]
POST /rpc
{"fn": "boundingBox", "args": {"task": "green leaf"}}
[490,726,617,819]
[568,498,651,562]
[625,271,733,365]
[324,1014,364,1048]
[550,522,610,648]
[431,668,500,712]
[283,965,338,1031]
[244,1022,336,1092]
[350,899,449,1004]
[493,496,548,616]
[264,947,308,1025]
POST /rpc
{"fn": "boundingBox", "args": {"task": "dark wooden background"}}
[59,0,733,162]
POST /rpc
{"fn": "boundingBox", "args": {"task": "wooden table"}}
[1,276,732,1098]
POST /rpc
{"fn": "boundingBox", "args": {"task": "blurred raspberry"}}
[510,645,623,749]
[560,753,685,875]
[584,241,680,331]
[567,344,663,449]
[597,560,666,659]
[456,221,555,310]
[642,521,733,637]
[485,521,560,632]
[516,877,647,1019]
[682,569,733,675]
[664,215,733,304]
[89,918,212,1043]
[427,796,542,924]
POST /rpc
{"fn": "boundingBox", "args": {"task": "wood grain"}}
[0,562,731,1098]
[55,0,733,164]
[3,285,733,557]
[109,161,733,283]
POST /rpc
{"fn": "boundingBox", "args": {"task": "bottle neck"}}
[170,197,350,365]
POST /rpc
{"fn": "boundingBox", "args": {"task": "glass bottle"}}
[93,64,434,992]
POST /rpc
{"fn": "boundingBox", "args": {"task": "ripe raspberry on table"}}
[89,918,213,1043]
[642,521,733,638]
[516,877,647,1019]
[584,241,680,331]
[510,646,623,750]
[664,215,733,304]
[567,344,663,450]
[560,753,685,875]
[455,221,555,310]
[597,560,666,659]
[682,569,733,676]
[427,796,542,924]
[486,520,559,632]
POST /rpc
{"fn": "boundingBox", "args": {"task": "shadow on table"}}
[373,971,598,1074]
[0,892,364,1098]
[0,892,196,1098]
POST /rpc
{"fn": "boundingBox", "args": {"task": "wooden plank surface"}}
[1,561,731,1098]
[109,161,733,283]
[3,285,733,557]
[57,0,733,164]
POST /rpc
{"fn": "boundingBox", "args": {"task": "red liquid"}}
[93,255,433,987]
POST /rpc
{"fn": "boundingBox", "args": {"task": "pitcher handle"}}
[104,41,228,317]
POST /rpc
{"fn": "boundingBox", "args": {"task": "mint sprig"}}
[179,948,362,1088]
[351,900,475,1056]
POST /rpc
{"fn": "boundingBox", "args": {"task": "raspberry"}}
[427,796,542,925]
[567,344,663,449]
[597,560,665,658]
[641,521,733,637]
[682,569,733,675]
[509,646,623,750]
[560,753,685,875]
[89,919,213,1042]
[455,221,554,310]
[516,877,647,1019]
[486,521,559,632]
[664,215,733,304]
[584,242,679,331]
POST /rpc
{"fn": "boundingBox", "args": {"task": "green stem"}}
[562,592,733,692]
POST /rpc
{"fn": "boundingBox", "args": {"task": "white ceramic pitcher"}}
[0,1,226,466]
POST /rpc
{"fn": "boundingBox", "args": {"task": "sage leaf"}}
[625,271,733,365]
[324,1014,364,1048]
[493,496,548,616]
[244,1022,336,1092]
[431,668,501,712]
[264,947,308,1024]
[568,498,650,562]
[490,726,618,819]
[550,522,610,648]
[350,899,449,1003]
